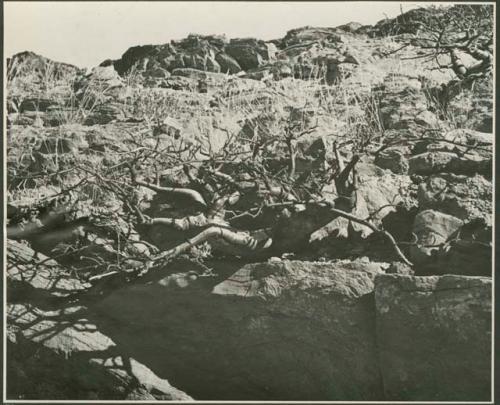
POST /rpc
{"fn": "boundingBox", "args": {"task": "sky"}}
[5,1,434,69]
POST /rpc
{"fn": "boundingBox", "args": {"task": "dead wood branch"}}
[129,165,207,207]
[88,225,270,283]
[324,204,413,266]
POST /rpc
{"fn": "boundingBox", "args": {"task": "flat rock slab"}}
[374,274,492,401]
[95,259,386,400]
[213,259,385,299]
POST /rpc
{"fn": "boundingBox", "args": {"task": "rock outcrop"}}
[375,274,492,401]
[7,51,81,83]
[89,259,491,401]
[94,259,386,400]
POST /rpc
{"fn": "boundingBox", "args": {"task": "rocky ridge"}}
[6,4,493,402]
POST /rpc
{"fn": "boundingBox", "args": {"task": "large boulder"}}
[225,44,263,71]
[159,75,198,91]
[74,65,124,104]
[94,259,386,400]
[225,38,272,71]
[281,26,343,47]
[109,35,227,77]
[315,161,414,240]
[417,173,492,224]
[215,52,242,74]
[373,7,436,36]
[375,274,492,401]
[430,219,492,276]
[415,128,493,161]
[408,151,491,176]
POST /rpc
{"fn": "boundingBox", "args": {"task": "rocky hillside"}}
[6,4,493,401]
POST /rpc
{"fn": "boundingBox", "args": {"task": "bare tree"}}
[398,5,493,81]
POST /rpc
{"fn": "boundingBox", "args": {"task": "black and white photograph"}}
[3,1,495,402]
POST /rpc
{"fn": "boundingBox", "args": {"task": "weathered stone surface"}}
[94,259,385,400]
[7,240,90,296]
[409,151,491,176]
[409,210,463,264]
[385,261,414,275]
[143,66,170,78]
[378,75,431,131]
[225,40,265,71]
[87,65,123,85]
[414,110,439,128]
[7,304,192,401]
[336,22,363,33]
[215,52,242,74]
[375,148,409,174]
[213,259,384,298]
[314,161,414,240]
[281,26,343,47]
[171,68,229,90]
[417,174,492,224]
[159,75,198,91]
[375,274,492,401]
[413,128,492,163]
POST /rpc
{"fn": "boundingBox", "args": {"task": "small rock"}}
[386,262,415,275]
[375,148,409,174]
[414,110,440,128]
[409,209,463,264]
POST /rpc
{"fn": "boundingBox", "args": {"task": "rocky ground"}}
[6,5,493,401]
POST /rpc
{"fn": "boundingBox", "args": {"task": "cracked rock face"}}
[94,259,386,400]
[417,174,492,224]
[409,209,463,265]
[374,274,492,401]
